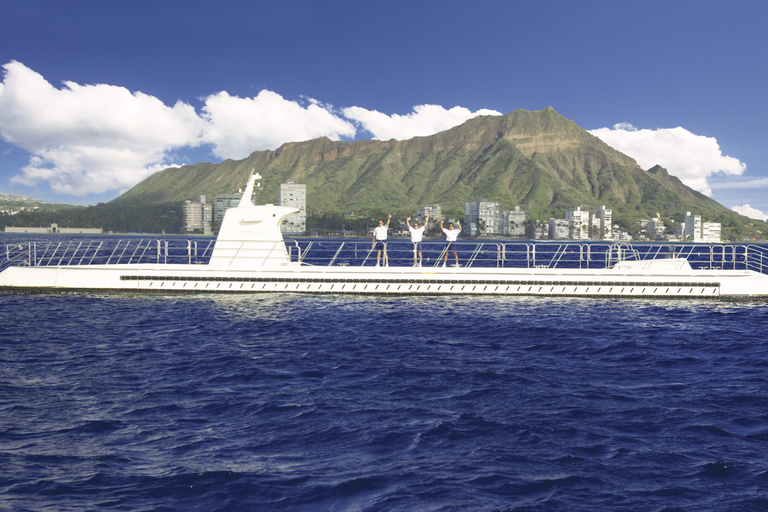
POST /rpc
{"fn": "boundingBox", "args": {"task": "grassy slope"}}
[113,108,751,231]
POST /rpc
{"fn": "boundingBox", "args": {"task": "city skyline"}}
[1,1,767,222]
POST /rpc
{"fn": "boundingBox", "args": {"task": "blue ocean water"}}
[2,292,768,511]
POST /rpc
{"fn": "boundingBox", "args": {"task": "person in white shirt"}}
[440,219,462,267]
[406,216,428,267]
[372,213,392,267]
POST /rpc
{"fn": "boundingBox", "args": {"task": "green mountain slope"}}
[114,108,741,226]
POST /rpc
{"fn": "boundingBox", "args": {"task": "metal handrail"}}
[3,238,768,275]
[466,243,485,267]
[328,242,345,266]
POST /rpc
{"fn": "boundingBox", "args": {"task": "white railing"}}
[3,238,768,276]
[1,239,215,270]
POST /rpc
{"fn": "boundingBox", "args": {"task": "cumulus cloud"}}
[0,61,205,195]
[200,90,356,160]
[0,61,358,196]
[0,61,503,198]
[589,124,746,196]
[731,204,768,221]
[343,104,502,141]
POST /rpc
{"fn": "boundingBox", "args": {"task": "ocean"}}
[2,236,768,511]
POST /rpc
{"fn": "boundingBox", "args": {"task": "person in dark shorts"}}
[440,219,462,267]
[407,216,428,267]
[372,213,392,267]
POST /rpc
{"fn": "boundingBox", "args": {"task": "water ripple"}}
[2,294,768,510]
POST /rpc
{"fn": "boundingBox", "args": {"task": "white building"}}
[683,211,722,242]
[548,218,570,239]
[675,221,685,239]
[593,205,612,240]
[702,222,722,243]
[646,216,666,240]
[465,199,500,236]
[684,211,702,241]
[565,207,590,239]
[417,204,441,225]
[279,182,307,234]
[500,207,526,237]
[183,195,212,235]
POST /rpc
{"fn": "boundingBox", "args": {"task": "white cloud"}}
[731,204,768,221]
[589,124,746,196]
[342,104,502,141]
[200,90,356,160]
[0,61,502,197]
[612,122,637,131]
[0,61,204,195]
[0,61,358,195]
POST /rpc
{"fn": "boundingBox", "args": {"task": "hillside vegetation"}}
[4,108,764,238]
[116,108,738,223]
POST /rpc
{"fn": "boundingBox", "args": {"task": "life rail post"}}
[298,241,311,263]
[203,240,215,260]
[128,239,144,264]
[361,244,375,266]
[526,244,536,268]
[329,242,346,266]
[466,243,484,267]
[433,244,449,267]
[38,242,53,266]
[137,240,152,263]
[47,242,63,266]
[86,241,103,265]
[66,242,83,265]
[549,244,568,268]
[116,241,131,264]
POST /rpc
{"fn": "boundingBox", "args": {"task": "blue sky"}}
[1,0,767,220]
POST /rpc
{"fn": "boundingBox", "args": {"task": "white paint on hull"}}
[3,262,767,297]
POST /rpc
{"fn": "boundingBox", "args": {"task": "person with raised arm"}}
[440,219,462,267]
[406,216,428,267]
[372,213,392,267]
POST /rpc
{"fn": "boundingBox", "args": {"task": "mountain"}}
[114,108,739,225]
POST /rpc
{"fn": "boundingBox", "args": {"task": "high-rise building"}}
[593,205,613,240]
[684,211,702,241]
[183,195,212,235]
[702,222,722,243]
[675,221,685,239]
[531,221,547,239]
[279,182,306,234]
[417,204,441,226]
[465,199,500,236]
[565,207,590,239]
[646,216,666,240]
[500,207,526,237]
[213,193,243,226]
[548,218,570,239]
